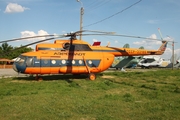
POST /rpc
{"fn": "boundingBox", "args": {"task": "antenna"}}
[158,28,163,40]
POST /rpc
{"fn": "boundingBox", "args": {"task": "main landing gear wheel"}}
[88,73,96,81]
[35,74,43,81]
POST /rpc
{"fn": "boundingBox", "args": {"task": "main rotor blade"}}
[65,30,115,37]
[15,36,65,50]
[0,34,61,43]
[0,35,65,57]
[82,33,176,42]
[110,34,164,41]
[81,30,115,34]
[81,33,116,36]
[112,34,177,42]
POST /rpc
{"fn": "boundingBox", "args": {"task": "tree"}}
[0,43,13,59]
[12,46,33,59]
[0,43,33,59]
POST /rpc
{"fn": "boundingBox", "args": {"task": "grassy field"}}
[0,69,180,120]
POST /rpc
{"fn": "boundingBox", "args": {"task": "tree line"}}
[0,43,33,60]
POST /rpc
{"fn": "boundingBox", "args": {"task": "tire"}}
[89,73,96,81]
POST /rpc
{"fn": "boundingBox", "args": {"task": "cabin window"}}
[62,60,66,64]
[44,60,48,64]
[88,60,92,64]
[79,60,83,64]
[51,60,56,64]
[72,60,75,64]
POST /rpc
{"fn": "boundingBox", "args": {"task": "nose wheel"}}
[88,73,96,81]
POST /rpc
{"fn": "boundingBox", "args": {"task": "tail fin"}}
[158,41,168,52]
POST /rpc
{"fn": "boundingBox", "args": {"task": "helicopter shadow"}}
[12,74,89,82]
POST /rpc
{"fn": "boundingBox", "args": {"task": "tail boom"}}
[147,41,168,55]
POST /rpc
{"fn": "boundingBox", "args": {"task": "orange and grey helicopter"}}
[1,31,168,80]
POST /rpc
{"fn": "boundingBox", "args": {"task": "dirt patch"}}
[11,80,38,83]
[101,75,115,78]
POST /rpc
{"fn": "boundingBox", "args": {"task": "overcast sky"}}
[0,0,180,59]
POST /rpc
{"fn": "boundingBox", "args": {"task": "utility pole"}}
[77,0,84,40]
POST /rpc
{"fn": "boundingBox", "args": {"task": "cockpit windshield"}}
[14,55,35,68]
[15,55,26,65]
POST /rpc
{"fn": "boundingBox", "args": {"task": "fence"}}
[0,65,13,69]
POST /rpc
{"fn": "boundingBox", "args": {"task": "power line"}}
[85,0,100,9]
[86,0,112,13]
[84,0,142,28]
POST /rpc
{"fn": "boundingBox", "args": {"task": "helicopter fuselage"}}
[13,50,114,75]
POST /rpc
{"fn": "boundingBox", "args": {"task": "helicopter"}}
[1,30,168,80]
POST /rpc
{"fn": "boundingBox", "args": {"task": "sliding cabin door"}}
[50,57,60,74]
[40,57,50,74]
[40,56,60,74]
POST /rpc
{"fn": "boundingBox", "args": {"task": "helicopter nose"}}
[13,63,26,73]
[13,63,18,72]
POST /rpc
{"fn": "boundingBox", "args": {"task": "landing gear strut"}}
[35,74,43,81]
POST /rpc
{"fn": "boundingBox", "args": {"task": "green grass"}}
[0,69,180,120]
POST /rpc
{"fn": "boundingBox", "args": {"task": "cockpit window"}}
[15,57,21,62]
[26,57,34,67]
[15,55,26,66]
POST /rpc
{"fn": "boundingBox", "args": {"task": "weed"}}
[123,93,134,102]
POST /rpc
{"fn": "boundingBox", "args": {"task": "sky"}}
[0,0,180,60]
